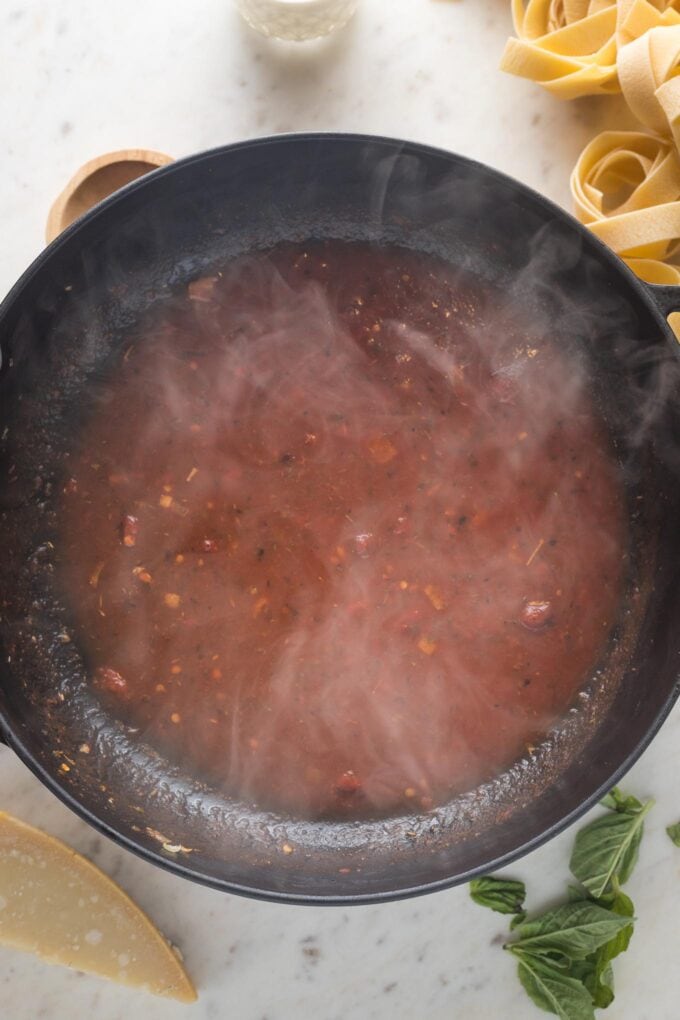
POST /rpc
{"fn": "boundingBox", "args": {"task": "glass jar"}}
[235,0,358,41]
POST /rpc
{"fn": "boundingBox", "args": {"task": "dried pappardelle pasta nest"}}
[501,2,680,327]
[501,0,680,98]
[571,25,680,288]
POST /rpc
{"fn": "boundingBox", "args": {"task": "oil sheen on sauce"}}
[57,242,626,820]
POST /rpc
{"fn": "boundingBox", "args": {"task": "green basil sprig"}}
[469,787,650,1019]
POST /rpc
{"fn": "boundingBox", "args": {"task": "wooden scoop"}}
[46,149,173,243]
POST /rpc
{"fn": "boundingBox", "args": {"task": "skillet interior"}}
[1,134,680,903]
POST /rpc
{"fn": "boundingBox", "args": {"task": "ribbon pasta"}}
[500,0,680,295]
[569,23,680,283]
[501,0,680,99]
[571,130,680,281]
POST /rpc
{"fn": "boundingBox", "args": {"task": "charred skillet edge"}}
[644,283,680,321]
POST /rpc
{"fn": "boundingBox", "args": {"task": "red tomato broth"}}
[56,242,626,820]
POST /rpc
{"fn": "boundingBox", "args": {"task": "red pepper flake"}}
[335,770,362,795]
[368,435,397,464]
[201,538,219,553]
[121,514,139,547]
[94,667,128,696]
[520,600,553,630]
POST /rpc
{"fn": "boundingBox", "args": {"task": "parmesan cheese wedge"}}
[0,811,196,1003]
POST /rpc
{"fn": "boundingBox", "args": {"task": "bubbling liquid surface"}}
[57,242,626,819]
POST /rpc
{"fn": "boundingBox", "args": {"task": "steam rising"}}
[57,240,629,820]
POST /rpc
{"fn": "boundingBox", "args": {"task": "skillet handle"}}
[644,283,680,321]
[45,149,173,243]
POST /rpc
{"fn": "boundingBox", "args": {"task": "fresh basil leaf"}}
[590,889,634,972]
[666,822,680,847]
[600,788,644,814]
[510,910,527,930]
[509,902,632,960]
[567,885,587,903]
[563,955,615,1009]
[579,888,634,1009]
[592,966,615,1009]
[516,953,596,1020]
[510,944,572,970]
[569,800,653,897]
[469,876,526,915]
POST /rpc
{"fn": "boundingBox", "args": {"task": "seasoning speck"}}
[89,562,106,588]
[423,584,445,611]
[417,636,437,656]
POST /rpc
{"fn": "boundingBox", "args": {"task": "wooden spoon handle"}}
[46,149,173,243]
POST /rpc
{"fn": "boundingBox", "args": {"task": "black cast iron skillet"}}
[2,133,680,905]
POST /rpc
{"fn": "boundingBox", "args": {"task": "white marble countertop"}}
[1,1,679,1018]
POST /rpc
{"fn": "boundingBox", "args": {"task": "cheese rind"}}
[0,811,196,1003]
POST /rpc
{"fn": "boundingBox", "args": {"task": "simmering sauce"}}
[57,242,626,819]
